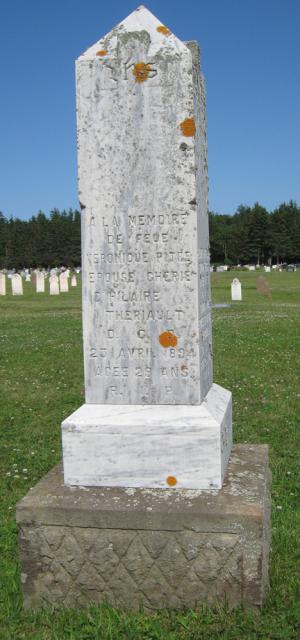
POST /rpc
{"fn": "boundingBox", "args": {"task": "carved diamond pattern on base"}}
[21,526,243,610]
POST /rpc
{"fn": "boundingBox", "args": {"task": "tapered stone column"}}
[62,5,232,489]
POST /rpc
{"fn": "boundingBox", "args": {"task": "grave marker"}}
[62,5,232,489]
[36,271,45,293]
[59,272,69,292]
[11,274,23,295]
[256,275,271,298]
[231,277,242,301]
[17,6,271,613]
[49,274,59,295]
[71,275,77,287]
[0,272,6,295]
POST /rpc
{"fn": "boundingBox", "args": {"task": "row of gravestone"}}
[0,272,77,296]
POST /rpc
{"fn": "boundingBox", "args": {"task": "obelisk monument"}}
[17,8,271,611]
[62,5,232,488]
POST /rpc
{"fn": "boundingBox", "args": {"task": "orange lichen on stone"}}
[180,118,196,137]
[167,475,177,487]
[96,50,107,57]
[132,62,152,83]
[157,25,171,36]
[159,331,178,348]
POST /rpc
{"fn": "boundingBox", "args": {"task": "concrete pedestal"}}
[16,445,271,611]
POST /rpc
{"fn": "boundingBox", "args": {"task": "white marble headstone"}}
[59,272,69,292]
[231,278,242,301]
[49,274,59,295]
[36,271,45,293]
[11,274,23,295]
[71,275,77,287]
[0,272,6,295]
[62,6,232,490]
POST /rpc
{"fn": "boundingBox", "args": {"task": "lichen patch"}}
[180,118,195,137]
[167,475,177,487]
[159,331,178,348]
[157,25,171,36]
[132,62,152,83]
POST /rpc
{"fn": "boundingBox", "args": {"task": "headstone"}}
[36,271,45,293]
[231,278,242,301]
[0,272,6,295]
[62,5,232,490]
[248,265,255,272]
[59,272,69,292]
[256,276,271,298]
[25,274,31,282]
[11,274,23,295]
[49,274,60,295]
[71,275,77,287]
[17,6,271,614]
[264,266,271,273]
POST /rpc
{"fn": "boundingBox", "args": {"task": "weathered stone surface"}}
[11,273,23,295]
[36,271,45,293]
[0,272,6,295]
[17,445,271,610]
[62,5,232,490]
[77,6,212,406]
[59,272,69,293]
[231,278,242,301]
[61,383,232,489]
[49,274,59,295]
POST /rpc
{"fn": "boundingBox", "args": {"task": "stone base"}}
[61,383,232,489]
[16,445,271,611]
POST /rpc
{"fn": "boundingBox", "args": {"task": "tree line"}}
[0,201,299,269]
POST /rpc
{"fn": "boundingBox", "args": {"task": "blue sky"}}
[1,0,299,220]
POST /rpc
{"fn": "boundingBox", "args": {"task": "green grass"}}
[0,271,300,639]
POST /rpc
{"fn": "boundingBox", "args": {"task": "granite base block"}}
[16,445,271,612]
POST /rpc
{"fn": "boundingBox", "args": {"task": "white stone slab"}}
[71,275,77,287]
[0,272,6,295]
[77,6,211,405]
[36,272,45,293]
[59,272,69,292]
[49,275,59,295]
[62,383,232,489]
[11,274,23,295]
[231,278,242,301]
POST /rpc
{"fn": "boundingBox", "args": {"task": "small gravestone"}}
[256,276,271,298]
[49,274,59,295]
[71,275,77,287]
[248,265,255,271]
[231,277,242,301]
[25,274,31,282]
[17,5,271,612]
[36,271,45,293]
[11,274,23,295]
[0,272,6,295]
[264,266,271,273]
[59,272,69,292]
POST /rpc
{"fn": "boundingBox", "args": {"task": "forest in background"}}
[0,201,299,269]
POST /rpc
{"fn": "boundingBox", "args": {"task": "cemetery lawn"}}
[0,271,299,640]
